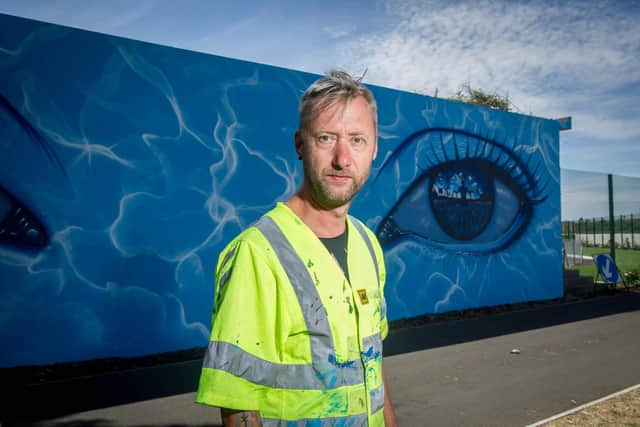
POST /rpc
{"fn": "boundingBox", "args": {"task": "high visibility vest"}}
[196,202,388,426]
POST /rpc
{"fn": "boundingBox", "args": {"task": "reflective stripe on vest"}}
[203,332,383,390]
[216,245,237,294]
[349,217,386,321]
[349,217,379,287]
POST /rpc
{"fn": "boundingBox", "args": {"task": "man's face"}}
[297,95,377,210]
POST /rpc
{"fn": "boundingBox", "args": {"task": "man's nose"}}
[331,140,352,169]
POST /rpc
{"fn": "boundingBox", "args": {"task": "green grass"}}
[574,247,640,280]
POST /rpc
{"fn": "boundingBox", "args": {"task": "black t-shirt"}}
[319,230,349,282]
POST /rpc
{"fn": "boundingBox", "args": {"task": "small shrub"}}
[623,270,640,285]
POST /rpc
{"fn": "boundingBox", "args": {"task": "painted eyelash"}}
[0,187,48,248]
[411,128,548,204]
[1,95,68,180]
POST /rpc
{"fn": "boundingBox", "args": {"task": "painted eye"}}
[0,95,56,249]
[376,129,547,253]
[0,187,48,248]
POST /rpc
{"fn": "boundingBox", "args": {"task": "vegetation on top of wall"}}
[449,83,511,111]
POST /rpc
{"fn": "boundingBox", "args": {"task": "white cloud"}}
[338,0,640,130]
[323,24,357,40]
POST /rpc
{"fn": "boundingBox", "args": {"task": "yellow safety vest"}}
[196,202,388,426]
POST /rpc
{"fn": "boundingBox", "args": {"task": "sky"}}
[2,0,639,179]
[562,169,639,219]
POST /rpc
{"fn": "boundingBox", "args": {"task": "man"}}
[196,70,397,427]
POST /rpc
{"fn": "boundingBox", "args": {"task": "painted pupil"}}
[430,163,494,240]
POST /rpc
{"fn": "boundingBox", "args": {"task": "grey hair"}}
[298,69,377,135]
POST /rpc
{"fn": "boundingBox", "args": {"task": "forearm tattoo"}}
[221,409,262,427]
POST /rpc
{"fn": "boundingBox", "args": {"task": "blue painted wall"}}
[0,14,562,367]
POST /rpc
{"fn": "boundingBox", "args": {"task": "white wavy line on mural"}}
[526,215,561,257]
[383,240,411,315]
[476,253,495,298]
[173,252,203,289]
[456,251,479,279]
[378,95,406,141]
[514,126,560,186]
[166,70,298,295]
[204,70,299,230]
[392,160,418,201]
[116,45,214,154]
[109,192,150,258]
[372,149,393,176]
[58,131,135,168]
[540,132,561,186]
[45,226,115,293]
[167,293,209,340]
[0,245,67,295]
[17,80,135,170]
[432,268,465,313]
[108,190,215,262]
[497,251,531,293]
[419,96,440,129]
[0,24,66,59]
[208,112,238,190]
[0,248,37,266]
[207,72,262,191]
[233,139,297,201]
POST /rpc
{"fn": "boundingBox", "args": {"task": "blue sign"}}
[593,254,621,283]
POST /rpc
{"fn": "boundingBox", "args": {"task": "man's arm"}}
[220,408,262,427]
[382,364,398,427]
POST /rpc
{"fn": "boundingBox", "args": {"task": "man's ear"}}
[294,130,304,160]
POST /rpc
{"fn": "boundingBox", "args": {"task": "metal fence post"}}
[608,174,616,260]
[570,220,575,256]
[632,213,635,249]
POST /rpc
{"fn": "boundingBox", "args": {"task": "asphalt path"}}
[7,292,640,427]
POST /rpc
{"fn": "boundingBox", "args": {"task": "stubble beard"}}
[304,166,370,210]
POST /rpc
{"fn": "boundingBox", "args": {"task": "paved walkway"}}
[7,292,640,427]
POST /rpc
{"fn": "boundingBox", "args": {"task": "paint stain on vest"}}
[361,346,381,360]
[343,297,353,314]
[328,353,356,369]
[326,392,349,417]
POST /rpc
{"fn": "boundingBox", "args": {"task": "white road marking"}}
[526,383,640,426]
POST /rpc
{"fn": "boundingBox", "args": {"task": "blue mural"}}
[0,14,562,367]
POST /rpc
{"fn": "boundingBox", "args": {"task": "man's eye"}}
[352,136,364,145]
[317,134,335,144]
